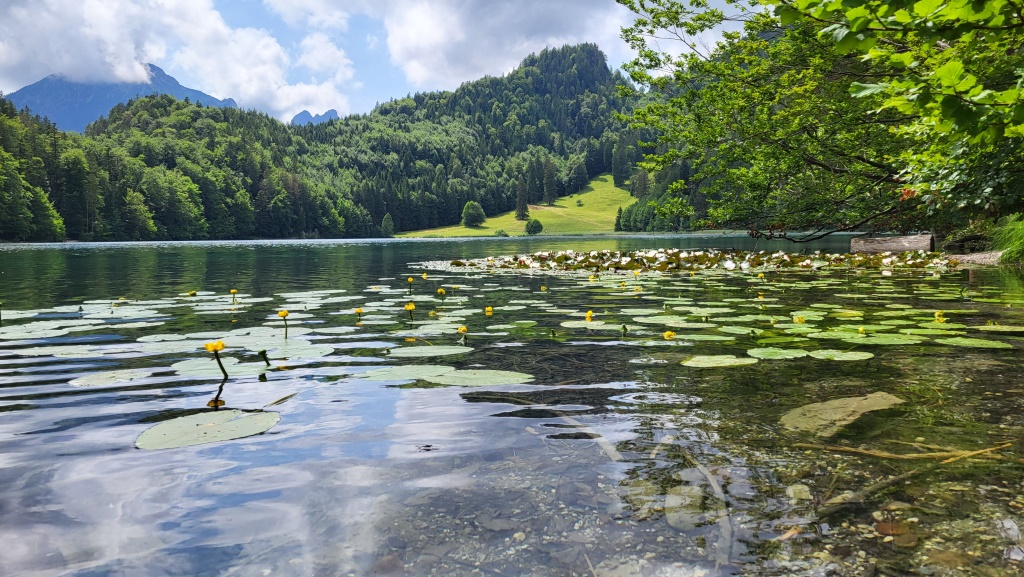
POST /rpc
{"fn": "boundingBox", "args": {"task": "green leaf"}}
[136,410,280,450]
[934,61,966,87]
[850,82,888,98]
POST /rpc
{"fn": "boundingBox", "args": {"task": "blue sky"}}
[0,0,640,120]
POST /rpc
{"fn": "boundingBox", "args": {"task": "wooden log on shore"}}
[850,234,934,253]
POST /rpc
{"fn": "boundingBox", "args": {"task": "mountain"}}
[291,109,339,125]
[5,64,236,132]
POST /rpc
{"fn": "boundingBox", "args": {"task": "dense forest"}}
[0,44,658,242]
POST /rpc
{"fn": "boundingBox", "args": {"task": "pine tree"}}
[381,213,395,237]
[614,207,623,232]
[515,177,529,220]
[542,160,558,205]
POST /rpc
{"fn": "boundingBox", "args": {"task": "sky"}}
[0,0,642,121]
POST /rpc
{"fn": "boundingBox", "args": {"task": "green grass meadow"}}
[397,174,636,238]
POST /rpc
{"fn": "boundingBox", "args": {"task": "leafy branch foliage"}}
[617,0,1019,238]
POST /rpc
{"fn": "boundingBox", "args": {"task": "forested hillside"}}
[0,44,644,242]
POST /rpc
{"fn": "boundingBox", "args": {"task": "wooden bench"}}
[850,234,934,253]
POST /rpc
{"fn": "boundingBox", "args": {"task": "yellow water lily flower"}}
[404,302,416,311]
[757,273,764,279]
[204,340,225,352]
[793,315,806,324]
[858,326,866,334]
[485,306,493,316]
[589,275,595,282]
[188,290,197,297]
[585,310,594,321]
[633,270,640,277]
[458,326,468,334]
[354,308,364,315]
[437,288,446,296]
[407,277,414,284]
[230,289,238,295]
[540,286,547,291]
[421,273,428,280]
[663,331,676,340]
[278,310,289,318]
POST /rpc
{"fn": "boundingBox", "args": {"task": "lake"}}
[0,236,1022,576]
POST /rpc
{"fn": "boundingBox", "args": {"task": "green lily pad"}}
[682,355,759,368]
[757,336,810,344]
[361,365,456,381]
[747,347,808,360]
[136,409,280,450]
[971,325,1024,333]
[934,337,1013,349]
[717,326,764,335]
[807,349,874,361]
[849,334,925,346]
[69,368,155,387]
[425,369,535,386]
[899,328,964,336]
[561,320,607,328]
[387,345,474,358]
[137,334,187,342]
[918,322,967,329]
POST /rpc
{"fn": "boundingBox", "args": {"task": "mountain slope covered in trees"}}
[0,44,644,242]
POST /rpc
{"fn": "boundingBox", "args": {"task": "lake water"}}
[0,237,1022,576]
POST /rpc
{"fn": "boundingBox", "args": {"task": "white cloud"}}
[298,32,355,85]
[365,34,379,50]
[262,0,352,29]
[375,0,637,89]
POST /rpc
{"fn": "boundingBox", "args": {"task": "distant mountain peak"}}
[291,109,339,125]
[7,64,236,132]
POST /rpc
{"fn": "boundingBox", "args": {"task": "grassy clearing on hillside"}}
[398,174,635,238]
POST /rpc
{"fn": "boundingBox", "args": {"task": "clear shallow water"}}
[0,237,1022,577]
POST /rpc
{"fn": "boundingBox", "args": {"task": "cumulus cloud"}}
[262,0,353,30]
[298,33,355,84]
[373,0,637,89]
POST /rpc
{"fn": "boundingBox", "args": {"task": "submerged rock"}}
[780,392,905,437]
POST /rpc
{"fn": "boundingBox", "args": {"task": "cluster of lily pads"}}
[443,248,956,273]
[2,249,1018,450]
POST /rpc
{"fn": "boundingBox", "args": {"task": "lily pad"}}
[682,355,759,368]
[746,347,808,360]
[136,409,280,450]
[848,334,925,346]
[361,365,456,381]
[387,345,474,358]
[807,349,874,361]
[972,325,1024,333]
[425,369,535,386]
[934,337,1013,349]
[780,392,904,437]
[69,368,155,387]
